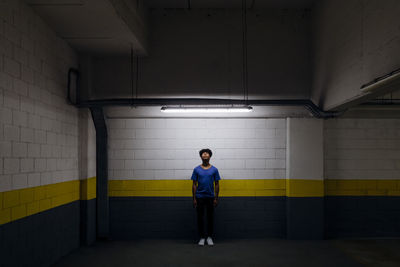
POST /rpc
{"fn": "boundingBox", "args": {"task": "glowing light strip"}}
[160,106,253,113]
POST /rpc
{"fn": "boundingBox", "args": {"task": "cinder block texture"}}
[107,118,287,180]
[324,119,400,180]
[0,0,79,192]
[325,118,400,238]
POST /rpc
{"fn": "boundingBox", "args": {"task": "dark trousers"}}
[196,197,214,238]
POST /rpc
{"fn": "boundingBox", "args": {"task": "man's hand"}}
[193,198,197,208]
[213,198,218,207]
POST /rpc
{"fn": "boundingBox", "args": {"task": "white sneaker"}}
[206,237,214,246]
[198,238,205,246]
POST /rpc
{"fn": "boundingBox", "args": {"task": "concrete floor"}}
[53,238,400,267]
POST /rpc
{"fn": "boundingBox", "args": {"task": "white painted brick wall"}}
[324,118,400,180]
[21,127,34,142]
[12,142,27,157]
[4,125,19,141]
[3,91,19,109]
[4,158,19,174]
[0,1,79,192]
[27,173,40,187]
[21,158,34,172]
[0,142,12,157]
[12,173,27,189]
[107,116,287,180]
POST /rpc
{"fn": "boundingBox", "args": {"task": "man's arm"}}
[192,180,198,208]
[192,180,197,200]
[214,180,219,200]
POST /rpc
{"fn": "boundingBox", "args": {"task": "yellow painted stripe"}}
[286,179,324,197]
[109,179,287,197]
[3,177,400,225]
[80,177,97,200]
[325,179,400,196]
[109,178,400,197]
[0,177,96,226]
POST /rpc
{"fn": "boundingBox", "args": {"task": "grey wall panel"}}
[325,196,400,238]
[109,196,286,240]
[286,197,324,240]
[0,201,80,267]
[80,199,97,245]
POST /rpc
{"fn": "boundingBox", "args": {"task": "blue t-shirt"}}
[191,165,221,198]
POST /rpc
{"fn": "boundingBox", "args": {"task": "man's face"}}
[201,152,210,160]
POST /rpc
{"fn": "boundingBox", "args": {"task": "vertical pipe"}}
[90,107,109,239]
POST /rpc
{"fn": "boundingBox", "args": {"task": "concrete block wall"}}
[79,109,96,182]
[108,115,400,239]
[325,119,400,181]
[0,1,82,265]
[78,109,97,245]
[324,118,400,237]
[286,118,324,239]
[108,118,286,181]
[0,0,79,193]
[107,114,287,239]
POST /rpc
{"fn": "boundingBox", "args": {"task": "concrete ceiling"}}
[25,0,147,55]
[24,0,315,55]
[144,0,316,9]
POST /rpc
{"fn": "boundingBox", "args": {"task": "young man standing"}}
[191,148,221,246]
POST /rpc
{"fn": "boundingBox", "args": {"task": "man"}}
[191,148,221,246]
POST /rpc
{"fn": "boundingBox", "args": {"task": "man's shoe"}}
[206,237,214,246]
[198,238,205,246]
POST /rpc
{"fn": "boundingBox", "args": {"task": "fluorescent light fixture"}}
[160,106,253,113]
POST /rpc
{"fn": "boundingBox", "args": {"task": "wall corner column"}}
[286,118,324,239]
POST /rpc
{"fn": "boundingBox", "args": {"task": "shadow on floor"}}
[53,238,400,267]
